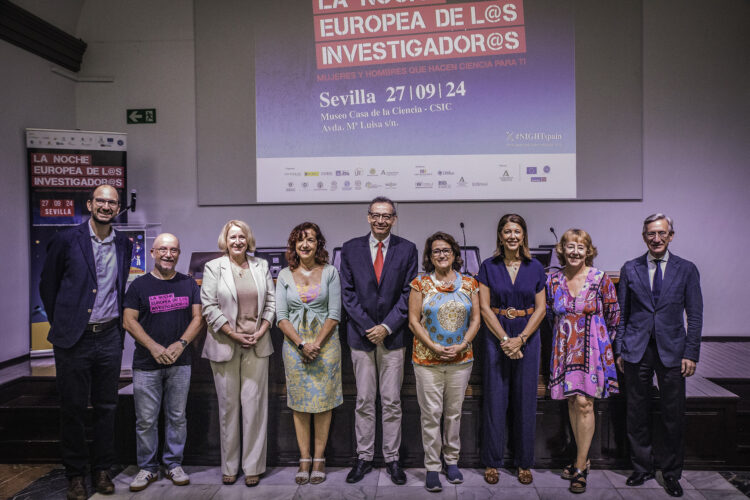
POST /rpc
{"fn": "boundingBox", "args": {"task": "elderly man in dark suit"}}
[615,213,703,498]
[340,196,418,485]
[40,184,133,500]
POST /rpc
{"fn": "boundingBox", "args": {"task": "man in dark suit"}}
[340,196,418,485]
[615,213,703,498]
[40,184,133,500]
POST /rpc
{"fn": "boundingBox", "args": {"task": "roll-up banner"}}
[27,128,128,353]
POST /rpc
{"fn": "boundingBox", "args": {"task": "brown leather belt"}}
[85,318,119,333]
[491,307,535,320]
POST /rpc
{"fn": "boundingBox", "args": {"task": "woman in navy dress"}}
[478,214,547,485]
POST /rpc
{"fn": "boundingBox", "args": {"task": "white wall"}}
[74,0,748,337]
[0,14,78,362]
[1,0,747,365]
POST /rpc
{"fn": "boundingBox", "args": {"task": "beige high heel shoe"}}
[310,458,326,484]
[295,458,312,485]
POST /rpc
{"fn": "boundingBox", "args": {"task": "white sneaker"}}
[130,469,157,492]
[166,466,190,486]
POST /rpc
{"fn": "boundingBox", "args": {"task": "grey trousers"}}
[351,344,405,462]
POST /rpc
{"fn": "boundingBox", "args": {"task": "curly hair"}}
[422,231,463,273]
[285,222,329,270]
[555,228,598,266]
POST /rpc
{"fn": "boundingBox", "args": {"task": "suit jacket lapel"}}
[379,235,398,286]
[220,256,238,303]
[77,222,97,282]
[360,234,378,285]
[634,254,654,307]
[248,257,264,315]
[657,254,681,308]
[114,232,128,289]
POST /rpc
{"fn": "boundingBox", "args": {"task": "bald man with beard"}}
[123,233,203,492]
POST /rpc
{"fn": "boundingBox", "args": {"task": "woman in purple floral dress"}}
[547,229,620,494]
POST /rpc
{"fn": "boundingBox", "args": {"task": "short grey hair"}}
[642,213,674,234]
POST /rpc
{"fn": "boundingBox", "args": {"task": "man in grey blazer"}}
[615,213,703,498]
[340,197,418,484]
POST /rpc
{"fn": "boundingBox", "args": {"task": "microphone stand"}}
[117,190,137,217]
[460,222,467,274]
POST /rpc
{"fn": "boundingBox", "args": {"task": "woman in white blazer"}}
[201,220,275,487]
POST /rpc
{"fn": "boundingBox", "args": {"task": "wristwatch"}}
[297,342,305,351]
[178,339,188,348]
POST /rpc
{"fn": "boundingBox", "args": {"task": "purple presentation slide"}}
[255,0,576,202]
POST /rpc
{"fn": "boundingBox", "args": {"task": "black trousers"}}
[623,339,685,479]
[53,324,122,478]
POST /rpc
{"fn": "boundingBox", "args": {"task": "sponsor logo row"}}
[282,164,552,187]
[28,134,125,148]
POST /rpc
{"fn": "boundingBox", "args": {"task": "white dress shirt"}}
[369,232,392,334]
[369,232,391,263]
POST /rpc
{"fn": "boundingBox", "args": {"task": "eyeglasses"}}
[369,212,394,221]
[645,231,670,240]
[154,247,180,256]
[431,248,453,256]
[94,198,119,207]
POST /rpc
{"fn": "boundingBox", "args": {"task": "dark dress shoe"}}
[386,461,407,485]
[626,471,655,486]
[67,476,87,500]
[664,476,683,497]
[346,458,373,483]
[93,470,115,495]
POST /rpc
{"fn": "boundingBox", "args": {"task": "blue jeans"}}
[133,365,191,472]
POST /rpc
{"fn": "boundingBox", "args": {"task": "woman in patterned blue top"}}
[409,232,480,492]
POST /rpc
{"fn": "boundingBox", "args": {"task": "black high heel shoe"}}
[562,459,589,480]
[569,462,590,494]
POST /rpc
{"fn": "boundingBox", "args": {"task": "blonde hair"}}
[217,220,256,253]
[556,228,598,266]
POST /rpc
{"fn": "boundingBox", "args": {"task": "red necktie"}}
[374,241,384,283]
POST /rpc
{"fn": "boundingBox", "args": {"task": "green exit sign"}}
[127,108,156,124]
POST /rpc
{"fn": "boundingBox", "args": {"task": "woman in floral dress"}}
[276,222,342,485]
[547,228,620,494]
